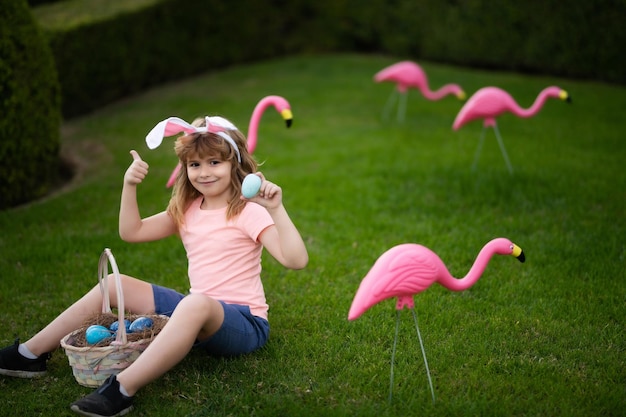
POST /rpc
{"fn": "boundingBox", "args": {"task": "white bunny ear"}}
[206,116,237,131]
[145,116,241,163]
[145,117,199,149]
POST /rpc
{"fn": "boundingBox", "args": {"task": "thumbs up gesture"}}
[124,150,149,185]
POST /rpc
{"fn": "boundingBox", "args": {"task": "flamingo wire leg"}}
[471,127,487,171]
[397,92,407,123]
[389,309,401,404]
[389,309,436,405]
[382,89,398,121]
[493,124,514,174]
[411,308,436,404]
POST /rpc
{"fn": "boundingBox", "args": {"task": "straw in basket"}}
[61,248,168,387]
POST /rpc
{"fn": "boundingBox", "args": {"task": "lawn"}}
[0,54,624,416]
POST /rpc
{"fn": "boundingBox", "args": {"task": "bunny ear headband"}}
[145,116,241,163]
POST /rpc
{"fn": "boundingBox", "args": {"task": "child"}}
[0,115,308,416]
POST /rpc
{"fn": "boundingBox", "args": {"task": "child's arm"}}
[119,150,177,243]
[249,173,308,270]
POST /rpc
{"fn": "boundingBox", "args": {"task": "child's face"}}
[186,153,233,202]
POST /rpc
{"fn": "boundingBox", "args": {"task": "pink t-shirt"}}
[179,197,274,319]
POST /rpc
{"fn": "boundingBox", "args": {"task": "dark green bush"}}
[44,0,297,118]
[413,0,626,81]
[0,0,62,209]
[33,0,625,120]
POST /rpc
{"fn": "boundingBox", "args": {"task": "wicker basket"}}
[61,248,168,387]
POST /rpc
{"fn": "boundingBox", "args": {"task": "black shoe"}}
[0,339,49,378]
[70,375,134,417]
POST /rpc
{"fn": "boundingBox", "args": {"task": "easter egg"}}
[129,316,153,333]
[241,174,262,199]
[86,325,113,345]
[109,319,131,332]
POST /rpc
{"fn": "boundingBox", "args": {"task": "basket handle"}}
[97,248,127,345]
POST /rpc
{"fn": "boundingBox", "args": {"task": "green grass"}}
[1,54,624,416]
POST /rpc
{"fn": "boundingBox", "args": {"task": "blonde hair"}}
[166,117,257,229]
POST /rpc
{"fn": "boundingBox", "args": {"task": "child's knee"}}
[179,294,220,314]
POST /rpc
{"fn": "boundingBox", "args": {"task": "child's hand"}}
[243,172,282,209]
[124,150,149,185]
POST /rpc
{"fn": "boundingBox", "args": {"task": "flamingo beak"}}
[560,90,572,103]
[511,244,525,263]
[281,109,293,128]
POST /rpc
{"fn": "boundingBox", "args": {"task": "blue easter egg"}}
[241,174,262,198]
[86,325,113,345]
[129,317,153,333]
[109,319,131,332]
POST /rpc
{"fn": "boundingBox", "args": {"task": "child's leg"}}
[24,274,155,356]
[115,294,224,396]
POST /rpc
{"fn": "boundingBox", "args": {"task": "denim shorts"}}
[152,284,270,356]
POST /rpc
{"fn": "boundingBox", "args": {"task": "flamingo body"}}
[453,86,569,130]
[375,61,465,100]
[348,238,524,321]
[165,95,293,187]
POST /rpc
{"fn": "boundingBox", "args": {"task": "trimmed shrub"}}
[33,0,625,121]
[43,0,294,118]
[0,0,62,209]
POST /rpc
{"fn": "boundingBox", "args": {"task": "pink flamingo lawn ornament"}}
[374,61,466,123]
[348,237,525,404]
[165,95,293,187]
[453,86,571,174]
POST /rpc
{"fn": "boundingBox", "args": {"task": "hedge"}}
[32,0,624,120]
[1,0,62,209]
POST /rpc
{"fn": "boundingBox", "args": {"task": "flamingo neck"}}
[514,89,555,118]
[247,97,276,153]
[421,84,459,101]
[438,242,497,291]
